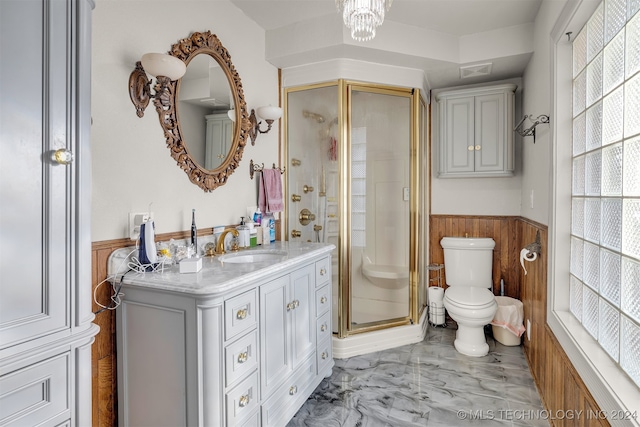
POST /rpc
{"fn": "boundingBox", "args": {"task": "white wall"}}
[430,78,524,216]
[91,0,280,241]
[519,0,568,226]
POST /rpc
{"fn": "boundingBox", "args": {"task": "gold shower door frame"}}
[283,80,423,339]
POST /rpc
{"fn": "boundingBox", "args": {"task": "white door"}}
[1,0,73,349]
[259,275,291,397]
[289,264,314,366]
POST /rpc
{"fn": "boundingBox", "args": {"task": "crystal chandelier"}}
[336,0,393,42]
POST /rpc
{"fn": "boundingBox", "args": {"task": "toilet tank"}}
[440,237,495,288]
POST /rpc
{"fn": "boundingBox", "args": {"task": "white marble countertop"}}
[108,241,335,297]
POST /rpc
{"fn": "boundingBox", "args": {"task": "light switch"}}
[403,187,410,201]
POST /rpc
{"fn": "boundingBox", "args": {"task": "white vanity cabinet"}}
[436,84,517,178]
[114,243,334,427]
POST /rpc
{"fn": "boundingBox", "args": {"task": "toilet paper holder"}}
[520,231,541,275]
[524,231,541,258]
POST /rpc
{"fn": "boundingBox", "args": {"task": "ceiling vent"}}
[460,63,493,79]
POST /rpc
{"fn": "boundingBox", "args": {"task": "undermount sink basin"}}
[219,250,288,264]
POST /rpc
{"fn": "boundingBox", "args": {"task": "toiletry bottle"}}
[237,217,250,249]
[253,208,262,226]
[263,212,276,243]
[191,209,197,255]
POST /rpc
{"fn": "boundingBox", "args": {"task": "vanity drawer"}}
[225,330,258,388]
[225,289,257,341]
[315,284,330,316]
[315,257,330,287]
[0,352,69,427]
[316,337,333,376]
[225,370,259,427]
[316,310,331,343]
[261,355,316,427]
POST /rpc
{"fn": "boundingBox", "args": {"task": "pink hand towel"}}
[258,169,284,213]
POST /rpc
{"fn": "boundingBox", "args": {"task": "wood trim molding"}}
[91,215,606,427]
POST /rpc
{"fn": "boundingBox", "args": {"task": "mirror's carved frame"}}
[153,31,250,192]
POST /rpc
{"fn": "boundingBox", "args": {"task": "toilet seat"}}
[444,287,495,309]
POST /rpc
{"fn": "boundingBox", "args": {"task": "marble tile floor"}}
[288,323,548,427]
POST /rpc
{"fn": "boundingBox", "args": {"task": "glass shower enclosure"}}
[284,80,426,338]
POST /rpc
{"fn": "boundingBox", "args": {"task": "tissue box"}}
[180,257,202,273]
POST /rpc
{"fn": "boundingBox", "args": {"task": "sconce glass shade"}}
[256,105,283,121]
[141,53,186,80]
[227,109,236,122]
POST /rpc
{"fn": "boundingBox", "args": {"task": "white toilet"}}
[441,237,498,357]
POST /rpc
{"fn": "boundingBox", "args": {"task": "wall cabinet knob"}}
[52,148,74,165]
[467,145,474,151]
[475,145,481,150]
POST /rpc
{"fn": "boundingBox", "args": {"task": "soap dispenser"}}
[237,217,250,249]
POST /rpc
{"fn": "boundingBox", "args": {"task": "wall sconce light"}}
[129,53,186,118]
[248,105,283,145]
[514,114,550,143]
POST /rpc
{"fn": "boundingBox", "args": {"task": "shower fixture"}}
[302,110,326,123]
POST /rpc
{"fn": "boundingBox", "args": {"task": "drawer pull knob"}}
[289,386,297,395]
[319,268,326,276]
[287,300,300,311]
[237,351,248,363]
[321,352,328,360]
[320,296,327,304]
[236,308,248,320]
[320,324,327,332]
[239,394,250,407]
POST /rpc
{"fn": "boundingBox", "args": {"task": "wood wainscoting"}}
[429,215,520,297]
[430,215,608,427]
[92,217,606,426]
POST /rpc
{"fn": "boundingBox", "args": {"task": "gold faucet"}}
[215,228,239,255]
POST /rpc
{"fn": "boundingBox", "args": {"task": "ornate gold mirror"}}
[129,31,250,192]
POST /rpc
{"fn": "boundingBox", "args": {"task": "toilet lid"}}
[445,287,495,307]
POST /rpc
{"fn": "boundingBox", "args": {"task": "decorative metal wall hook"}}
[514,114,550,143]
[249,159,286,179]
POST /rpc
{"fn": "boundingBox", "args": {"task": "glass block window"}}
[571,0,640,388]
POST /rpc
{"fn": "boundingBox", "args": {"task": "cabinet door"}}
[260,275,291,397]
[0,0,71,350]
[441,97,474,174]
[475,93,505,173]
[290,264,315,367]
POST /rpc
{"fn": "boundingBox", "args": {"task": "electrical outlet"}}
[403,187,410,201]
[526,319,531,341]
[129,212,153,240]
[530,189,535,209]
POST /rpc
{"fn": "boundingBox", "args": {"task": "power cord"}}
[94,268,132,315]
[93,247,137,315]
